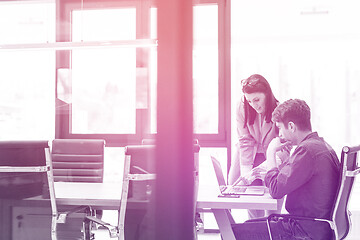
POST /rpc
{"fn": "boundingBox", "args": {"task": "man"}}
[232,99,340,240]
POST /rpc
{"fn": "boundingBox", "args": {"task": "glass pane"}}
[150,5,219,134]
[103,147,124,183]
[231,0,360,155]
[0,1,55,44]
[193,5,219,134]
[199,147,227,187]
[231,2,360,233]
[0,1,55,140]
[150,7,158,134]
[71,8,136,134]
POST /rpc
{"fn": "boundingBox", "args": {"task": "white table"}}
[196,185,280,240]
[55,182,124,209]
[55,182,280,240]
[1,182,280,239]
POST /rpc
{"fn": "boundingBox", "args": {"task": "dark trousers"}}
[232,217,334,240]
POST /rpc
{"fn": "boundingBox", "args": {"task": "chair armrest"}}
[57,205,92,223]
[267,213,332,224]
[245,214,317,223]
[130,166,156,180]
[127,173,156,181]
[0,166,49,172]
[268,213,316,221]
[132,166,151,174]
[346,167,360,177]
[85,215,119,238]
[245,216,269,222]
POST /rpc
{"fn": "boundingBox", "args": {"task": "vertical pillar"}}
[155,0,194,239]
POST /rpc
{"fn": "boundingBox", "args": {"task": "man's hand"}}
[268,137,292,153]
[266,137,292,169]
[268,137,283,152]
[276,141,292,165]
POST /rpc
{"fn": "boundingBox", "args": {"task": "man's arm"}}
[266,137,292,170]
[233,137,291,186]
[266,137,284,169]
[265,145,314,199]
[233,137,284,185]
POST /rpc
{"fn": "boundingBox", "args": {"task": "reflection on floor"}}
[92,209,360,240]
[94,231,221,240]
[93,229,221,240]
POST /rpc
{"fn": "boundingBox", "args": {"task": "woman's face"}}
[244,92,266,114]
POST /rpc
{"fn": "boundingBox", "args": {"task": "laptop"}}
[210,156,265,196]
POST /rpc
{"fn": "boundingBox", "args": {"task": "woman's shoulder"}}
[236,98,244,108]
[236,99,246,120]
[236,98,245,113]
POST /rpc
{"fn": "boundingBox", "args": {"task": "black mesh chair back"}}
[126,145,156,199]
[0,141,58,240]
[332,145,360,239]
[82,143,200,240]
[0,141,50,199]
[82,145,157,240]
[0,140,96,240]
[131,141,201,238]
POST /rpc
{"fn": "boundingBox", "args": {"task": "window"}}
[0,0,55,141]
[56,0,230,149]
[230,2,360,236]
[193,5,219,134]
[71,8,137,134]
[230,0,360,155]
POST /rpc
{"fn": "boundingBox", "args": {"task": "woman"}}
[229,74,279,185]
[229,74,279,218]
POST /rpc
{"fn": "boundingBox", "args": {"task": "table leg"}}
[212,209,236,240]
[0,199,12,239]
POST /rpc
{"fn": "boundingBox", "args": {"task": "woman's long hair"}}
[241,74,278,127]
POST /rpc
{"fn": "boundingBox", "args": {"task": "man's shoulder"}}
[299,132,326,148]
[298,133,337,160]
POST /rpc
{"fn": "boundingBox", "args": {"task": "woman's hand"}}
[233,165,267,186]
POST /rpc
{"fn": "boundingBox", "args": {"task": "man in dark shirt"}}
[232,99,340,240]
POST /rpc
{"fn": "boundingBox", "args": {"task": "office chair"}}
[142,138,201,238]
[265,144,360,240]
[51,139,105,183]
[83,143,200,240]
[82,145,156,240]
[0,141,91,240]
[51,139,106,231]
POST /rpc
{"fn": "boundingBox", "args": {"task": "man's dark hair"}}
[272,99,312,131]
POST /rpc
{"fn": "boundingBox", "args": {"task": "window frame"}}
[55,0,231,151]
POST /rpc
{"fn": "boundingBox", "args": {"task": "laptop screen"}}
[211,156,227,186]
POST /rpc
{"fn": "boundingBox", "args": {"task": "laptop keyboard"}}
[225,185,247,194]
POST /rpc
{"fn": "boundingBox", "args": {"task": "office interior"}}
[0,0,360,239]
